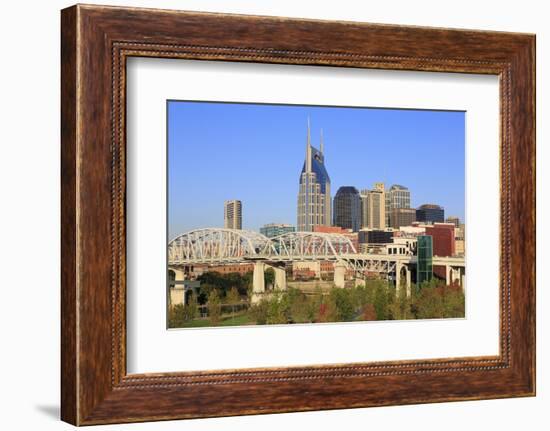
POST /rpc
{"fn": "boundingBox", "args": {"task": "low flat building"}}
[260,223,296,238]
[361,237,417,256]
[396,225,426,237]
[292,261,321,279]
[358,229,393,245]
[206,263,255,275]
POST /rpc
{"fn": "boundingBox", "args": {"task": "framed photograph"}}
[61,4,536,425]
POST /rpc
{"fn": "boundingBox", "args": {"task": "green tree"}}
[168,295,199,327]
[329,288,355,321]
[168,304,185,328]
[197,283,217,305]
[182,294,199,321]
[208,290,222,325]
[390,284,411,320]
[442,285,465,317]
[266,291,289,324]
[351,285,369,310]
[226,287,240,317]
[249,299,269,325]
[242,271,253,295]
[373,283,390,320]
[287,288,315,323]
[264,267,275,288]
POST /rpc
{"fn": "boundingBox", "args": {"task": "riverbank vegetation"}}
[168,271,465,329]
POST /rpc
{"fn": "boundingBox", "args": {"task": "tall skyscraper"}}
[297,122,331,232]
[333,186,361,232]
[386,184,411,226]
[224,200,242,229]
[416,203,444,224]
[360,190,369,229]
[361,183,386,229]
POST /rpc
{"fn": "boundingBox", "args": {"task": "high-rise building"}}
[361,183,386,229]
[360,191,369,229]
[224,200,242,229]
[259,223,296,238]
[385,184,411,226]
[388,184,411,209]
[416,203,444,224]
[297,122,331,232]
[389,207,416,228]
[333,186,361,232]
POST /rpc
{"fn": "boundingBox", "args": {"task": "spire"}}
[320,128,324,155]
[306,117,312,173]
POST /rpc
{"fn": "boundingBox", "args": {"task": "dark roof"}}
[334,186,360,196]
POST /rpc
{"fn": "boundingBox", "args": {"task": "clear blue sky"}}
[168,101,465,238]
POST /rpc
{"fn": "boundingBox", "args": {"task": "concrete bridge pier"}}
[273,266,287,291]
[405,265,411,298]
[445,265,464,287]
[453,266,465,291]
[395,263,401,291]
[170,268,187,306]
[395,263,412,297]
[334,261,346,288]
[253,261,266,294]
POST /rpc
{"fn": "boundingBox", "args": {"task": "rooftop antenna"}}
[306,117,312,173]
[320,128,324,155]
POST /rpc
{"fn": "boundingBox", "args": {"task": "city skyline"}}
[168,101,465,239]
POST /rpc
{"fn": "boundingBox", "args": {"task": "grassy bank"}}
[168,278,465,329]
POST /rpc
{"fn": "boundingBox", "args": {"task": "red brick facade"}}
[425,223,455,257]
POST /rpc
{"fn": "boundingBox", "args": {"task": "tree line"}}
[168,270,465,328]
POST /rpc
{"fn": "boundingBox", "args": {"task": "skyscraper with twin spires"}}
[297,121,331,232]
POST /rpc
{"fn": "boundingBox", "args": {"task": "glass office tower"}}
[417,235,433,284]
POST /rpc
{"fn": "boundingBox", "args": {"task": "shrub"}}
[287,288,315,323]
[266,291,289,324]
[249,299,269,325]
[167,296,198,328]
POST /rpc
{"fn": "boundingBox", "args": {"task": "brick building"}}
[425,223,456,257]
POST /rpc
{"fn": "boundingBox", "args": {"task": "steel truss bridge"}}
[168,228,357,265]
[168,228,465,293]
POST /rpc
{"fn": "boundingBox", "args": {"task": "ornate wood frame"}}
[61,4,535,425]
